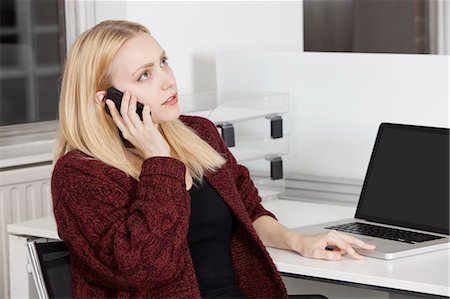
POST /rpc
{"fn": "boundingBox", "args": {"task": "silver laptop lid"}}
[355,123,449,236]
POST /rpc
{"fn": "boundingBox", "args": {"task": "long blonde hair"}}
[54,20,226,181]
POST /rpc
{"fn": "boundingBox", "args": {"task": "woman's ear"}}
[95,91,107,106]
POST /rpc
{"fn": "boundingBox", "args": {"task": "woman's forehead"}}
[112,33,163,76]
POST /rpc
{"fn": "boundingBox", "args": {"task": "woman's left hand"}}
[289,230,376,260]
[253,216,376,261]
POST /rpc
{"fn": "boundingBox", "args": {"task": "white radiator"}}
[0,164,53,299]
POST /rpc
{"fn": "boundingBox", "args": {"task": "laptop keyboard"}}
[325,222,444,244]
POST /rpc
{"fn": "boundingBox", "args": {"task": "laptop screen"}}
[356,123,449,235]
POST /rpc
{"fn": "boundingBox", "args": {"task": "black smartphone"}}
[104,87,146,120]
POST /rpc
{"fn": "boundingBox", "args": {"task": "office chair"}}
[26,238,73,299]
[24,238,327,299]
[288,295,328,299]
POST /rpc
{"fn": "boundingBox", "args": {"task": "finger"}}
[328,234,364,260]
[105,99,126,128]
[127,95,143,128]
[325,245,346,256]
[120,90,132,125]
[120,91,136,139]
[338,233,377,250]
[105,99,123,124]
[316,248,343,261]
[142,104,153,127]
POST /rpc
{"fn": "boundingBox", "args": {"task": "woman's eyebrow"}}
[131,50,167,77]
[132,62,154,77]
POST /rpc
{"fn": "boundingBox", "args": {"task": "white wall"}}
[93,1,449,181]
[216,51,449,180]
[94,0,126,22]
[94,1,303,94]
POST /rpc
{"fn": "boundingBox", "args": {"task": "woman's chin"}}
[153,110,180,123]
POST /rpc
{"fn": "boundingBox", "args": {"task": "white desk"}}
[7,199,450,298]
[263,200,450,298]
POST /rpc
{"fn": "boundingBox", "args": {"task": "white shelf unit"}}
[182,91,289,201]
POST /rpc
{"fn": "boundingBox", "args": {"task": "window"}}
[303,0,448,54]
[0,0,66,126]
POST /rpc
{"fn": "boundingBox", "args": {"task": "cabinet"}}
[182,91,289,201]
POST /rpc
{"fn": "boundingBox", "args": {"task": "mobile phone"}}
[104,87,146,120]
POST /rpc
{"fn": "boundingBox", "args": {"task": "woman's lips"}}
[162,94,178,106]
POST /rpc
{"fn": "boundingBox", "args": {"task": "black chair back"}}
[27,239,73,299]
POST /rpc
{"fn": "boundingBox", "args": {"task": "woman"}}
[52,20,375,298]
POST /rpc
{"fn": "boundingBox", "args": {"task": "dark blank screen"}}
[356,124,449,235]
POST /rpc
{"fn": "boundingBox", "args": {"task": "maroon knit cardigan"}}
[51,115,288,298]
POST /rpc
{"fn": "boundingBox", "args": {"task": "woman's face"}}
[109,32,179,123]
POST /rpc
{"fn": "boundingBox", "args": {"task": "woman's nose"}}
[160,69,175,90]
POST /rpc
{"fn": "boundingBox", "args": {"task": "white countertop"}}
[262,199,356,228]
[6,199,352,240]
[7,199,450,297]
[263,199,450,297]
[0,122,57,168]
[7,216,59,240]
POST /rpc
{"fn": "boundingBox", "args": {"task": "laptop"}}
[293,123,450,259]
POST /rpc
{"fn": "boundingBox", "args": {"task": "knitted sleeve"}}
[51,154,190,291]
[199,117,277,222]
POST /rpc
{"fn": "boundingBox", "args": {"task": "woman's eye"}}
[160,56,169,67]
[138,71,150,81]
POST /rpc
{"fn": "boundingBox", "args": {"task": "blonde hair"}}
[54,20,226,182]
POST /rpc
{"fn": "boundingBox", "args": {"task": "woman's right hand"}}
[105,90,171,159]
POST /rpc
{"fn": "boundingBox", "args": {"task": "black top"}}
[187,180,243,298]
